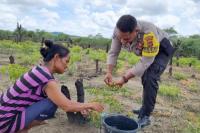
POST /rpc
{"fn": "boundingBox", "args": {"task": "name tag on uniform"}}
[142,32,160,57]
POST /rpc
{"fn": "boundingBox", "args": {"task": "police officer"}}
[104,15,174,128]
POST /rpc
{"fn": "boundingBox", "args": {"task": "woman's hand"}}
[89,102,104,112]
[80,109,91,117]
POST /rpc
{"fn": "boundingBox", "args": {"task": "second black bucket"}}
[102,114,138,133]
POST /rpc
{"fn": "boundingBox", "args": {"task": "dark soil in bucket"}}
[103,115,138,133]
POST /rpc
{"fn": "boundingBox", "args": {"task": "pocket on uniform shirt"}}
[160,38,175,57]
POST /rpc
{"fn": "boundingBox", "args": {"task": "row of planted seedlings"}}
[158,82,200,132]
[172,57,200,80]
[85,85,135,127]
[0,40,41,65]
[114,50,139,74]
[0,40,42,82]
[61,45,141,77]
[67,45,82,75]
[64,45,107,76]
[83,50,141,127]
[0,64,28,82]
[85,48,107,74]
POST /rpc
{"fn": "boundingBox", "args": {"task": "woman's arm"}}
[44,81,103,112]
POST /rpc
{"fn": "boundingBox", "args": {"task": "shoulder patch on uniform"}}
[112,32,117,39]
[142,32,160,57]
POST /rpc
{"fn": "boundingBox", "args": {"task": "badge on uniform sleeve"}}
[142,32,160,57]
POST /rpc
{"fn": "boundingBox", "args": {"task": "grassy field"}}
[0,40,200,133]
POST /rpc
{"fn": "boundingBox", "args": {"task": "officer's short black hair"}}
[116,15,137,33]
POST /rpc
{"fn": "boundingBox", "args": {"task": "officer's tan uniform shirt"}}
[107,20,169,77]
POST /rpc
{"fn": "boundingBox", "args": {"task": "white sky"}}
[0,0,200,38]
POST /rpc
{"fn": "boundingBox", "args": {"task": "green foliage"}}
[178,37,200,58]
[159,84,181,99]
[183,113,200,133]
[0,30,13,40]
[69,53,82,64]
[114,60,125,72]
[184,123,200,133]
[0,40,38,49]
[18,51,41,65]
[0,65,7,75]
[69,46,82,64]
[195,65,200,72]
[0,64,28,81]
[118,50,139,65]
[127,53,140,65]
[0,40,42,65]
[163,27,178,35]
[73,36,111,49]
[0,28,71,42]
[87,86,131,98]
[70,45,82,53]
[173,57,200,67]
[119,50,129,60]
[0,40,41,66]
[88,111,101,128]
[1,28,200,58]
[88,49,107,61]
[8,64,28,81]
[91,88,124,111]
[67,64,76,76]
[55,33,69,41]
[68,54,82,75]
[87,86,133,127]
[114,51,139,73]
[105,96,123,112]
[168,35,200,58]
[120,87,132,97]
[173,72,188,80]
[87,86,132,112]
[188,82,199,93]
[67,46,83,75]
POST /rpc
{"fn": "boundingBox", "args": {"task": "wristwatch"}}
[122,76,128,83]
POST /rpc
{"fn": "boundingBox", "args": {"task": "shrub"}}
[159,84,181,99]
[70,45,82,53]
[0,64,28,81]
[173,72,188,80]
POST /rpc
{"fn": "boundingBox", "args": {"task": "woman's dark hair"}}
[40,40,70,62]
[116,15,137,33]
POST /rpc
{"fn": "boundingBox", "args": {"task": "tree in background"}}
[0,27,199,59]
[0,30,13,40]
[14,23,24,43]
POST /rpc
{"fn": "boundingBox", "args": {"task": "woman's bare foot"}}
[29,120,47,128]
[17,120,47,133]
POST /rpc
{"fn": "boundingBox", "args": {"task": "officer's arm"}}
[122,31,160,81]
[124,56,155,79]
[107,33,122,74]
[122,56,155,82]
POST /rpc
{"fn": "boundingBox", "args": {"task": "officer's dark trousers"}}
[139,38,174,117]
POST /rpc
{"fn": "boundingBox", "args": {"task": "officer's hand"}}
[113,78,125,88]
[104,73,113,85]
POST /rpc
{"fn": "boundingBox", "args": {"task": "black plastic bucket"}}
[102,114,138,133]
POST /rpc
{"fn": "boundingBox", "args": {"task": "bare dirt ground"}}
[0,53,200,133]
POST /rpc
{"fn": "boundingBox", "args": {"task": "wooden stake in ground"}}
[9,55,15,64]
[95,59,99,73]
